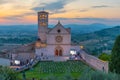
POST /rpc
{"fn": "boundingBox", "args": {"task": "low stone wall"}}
[80,50,108,72]
[39,56,69,61]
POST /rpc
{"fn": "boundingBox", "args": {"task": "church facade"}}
[35,10,79,61]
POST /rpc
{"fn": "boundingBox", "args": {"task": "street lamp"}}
[80,46,84,49]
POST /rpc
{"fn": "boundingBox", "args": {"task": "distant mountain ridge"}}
[0,23,113,34]
[78,26,120,41]
[64,23,112,34]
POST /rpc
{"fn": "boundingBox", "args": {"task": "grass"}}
[18,61,92,80]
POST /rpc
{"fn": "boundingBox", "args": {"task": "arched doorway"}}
[55,47,63,56]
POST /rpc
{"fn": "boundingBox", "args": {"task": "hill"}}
[0,23,111,34]
[73,26,120,55]
[65,23,112,34]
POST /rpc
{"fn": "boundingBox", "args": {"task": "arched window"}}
[55,49,59,56]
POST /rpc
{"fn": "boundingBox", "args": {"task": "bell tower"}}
[38,10,48,43]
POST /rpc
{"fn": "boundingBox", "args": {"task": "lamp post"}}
[80,46,84,50]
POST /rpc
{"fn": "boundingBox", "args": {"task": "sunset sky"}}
[0,0,120,25]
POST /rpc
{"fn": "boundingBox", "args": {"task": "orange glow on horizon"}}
[0,0,119,25]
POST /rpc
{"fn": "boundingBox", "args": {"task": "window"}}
[57,29,61,33]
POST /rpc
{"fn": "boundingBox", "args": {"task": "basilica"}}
[9,10,108,72]
[35,10,80,61]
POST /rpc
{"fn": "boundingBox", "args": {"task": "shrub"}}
[0,66,18,80]
[79,70,120,80]
[98,53,110,61]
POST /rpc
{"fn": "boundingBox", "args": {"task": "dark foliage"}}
[109,35,120,74]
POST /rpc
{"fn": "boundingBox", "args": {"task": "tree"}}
[109,35,120,74]
[99,53,110,61]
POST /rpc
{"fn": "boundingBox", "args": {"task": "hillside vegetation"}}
[72,26,120,54]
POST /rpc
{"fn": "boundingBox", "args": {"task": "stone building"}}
[35,10,79,61]
[8,43,35,65]
[7,10,108,72]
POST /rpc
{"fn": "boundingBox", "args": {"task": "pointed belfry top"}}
[58,20,61,24]
[56,20,63,27]
[38,8,48,14]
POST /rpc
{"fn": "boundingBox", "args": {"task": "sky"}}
[0,0,120,25]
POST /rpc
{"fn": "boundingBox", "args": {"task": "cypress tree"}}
[109,35,120,74]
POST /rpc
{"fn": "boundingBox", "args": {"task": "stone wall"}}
[80,50,108,72]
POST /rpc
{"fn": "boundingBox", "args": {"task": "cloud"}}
[32,0,65,11]
[0,0,7,4]
[31,0,75,14]
[3,12,37,20]
[92,5,111,8]
[80,9,89,12]
[50,17,120,25]
[0,0,16,4]
[3,15,24,20]
[50,10,67,15]
[79,5,111,13]
[23,12,36,16]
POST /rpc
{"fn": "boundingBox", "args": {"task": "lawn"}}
[18,61,92,80]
